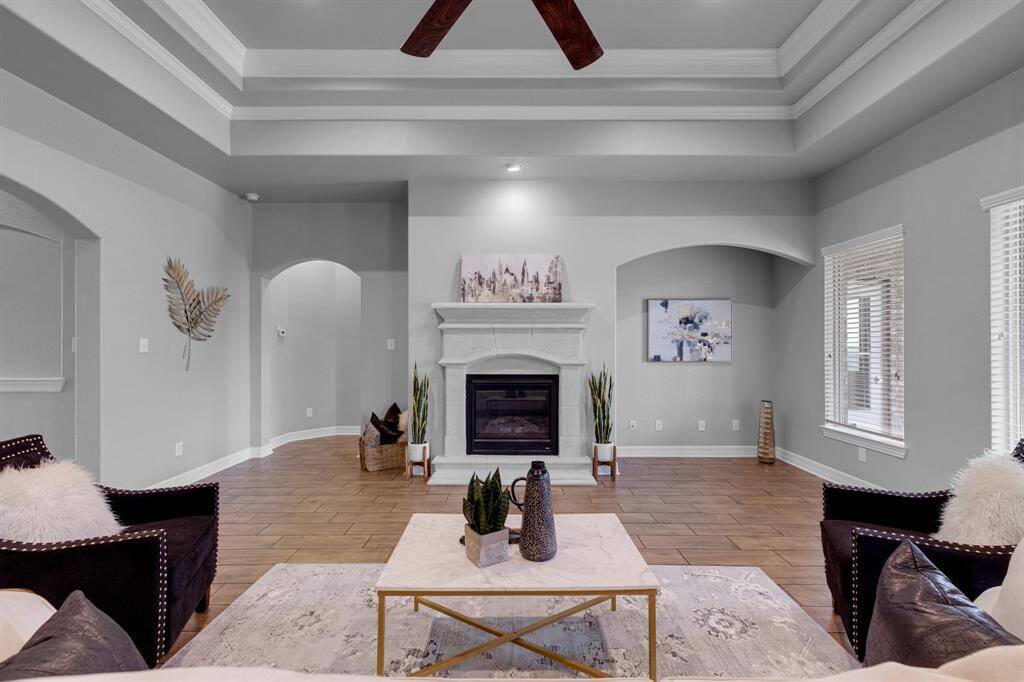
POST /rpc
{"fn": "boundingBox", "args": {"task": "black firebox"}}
[465,374,558,456]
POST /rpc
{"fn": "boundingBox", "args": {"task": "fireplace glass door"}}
[466,374,558,455]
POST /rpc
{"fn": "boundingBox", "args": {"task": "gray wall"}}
[616,246,775,448]
[251,202,408,426]
[2,70,252,488]
[408,179,815,457]
[0,188,76,460]
[265,260,361,438]
[775,73,1024,490]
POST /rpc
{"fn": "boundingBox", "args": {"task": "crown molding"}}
[244,48,782,80]
[792,0,946,117]
[79,0,233,117]
[232,104,795,122]
[779,0,864,75]
[143,0,246,85]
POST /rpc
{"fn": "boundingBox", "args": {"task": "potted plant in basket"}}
[463,469,510,567]
[408,363,430,472]
[589,365,615,467]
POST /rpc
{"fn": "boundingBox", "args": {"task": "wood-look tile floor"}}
[170,436,851,660]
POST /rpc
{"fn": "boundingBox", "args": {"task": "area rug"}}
[167,564,857,679]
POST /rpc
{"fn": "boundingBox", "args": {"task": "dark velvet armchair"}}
[0,435,219,666]
[820,482,1015,661]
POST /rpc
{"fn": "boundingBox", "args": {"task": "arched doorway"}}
[0,180,101,475]
[259,260,363,450]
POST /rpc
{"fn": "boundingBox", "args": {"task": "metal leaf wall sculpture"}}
[162,258,230,371]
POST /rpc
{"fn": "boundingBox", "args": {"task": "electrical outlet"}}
[698,419,707,432]
[306,407,313,419]
[174,441,183,457]
[732,419,740,431]
[655,419,663,431]
[857,447,867,463]
[139,337,149,353]
[629,419,637,431]
[386,338,396,351]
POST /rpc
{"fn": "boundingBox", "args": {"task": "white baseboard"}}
[260,425,361,457]
[776,447,883,489]
[149,445,256,488]
[617,445,755,458]
[151,426,360,488]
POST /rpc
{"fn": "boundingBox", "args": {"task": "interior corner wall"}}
[1,69,252,488]
[251,202,408,425]
[775,74,1024,490]
[616,247,776,449]
[408,179,816,458]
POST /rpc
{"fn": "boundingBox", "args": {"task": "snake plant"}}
[463,469,509,535]
[411,363,429,444]
[588,365,614,444]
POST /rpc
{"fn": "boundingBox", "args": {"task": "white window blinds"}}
[823,226,905,443]
[984,188,1024,452]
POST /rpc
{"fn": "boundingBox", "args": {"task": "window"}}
[983,187,1024,452]
[822,226,905,454]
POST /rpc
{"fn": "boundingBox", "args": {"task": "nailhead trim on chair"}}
[847,526,1015,656]
[0,529,170,661]
[0,435,55,464]
[821,482,949,519]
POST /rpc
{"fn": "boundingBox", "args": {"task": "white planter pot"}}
[408,442,428,463]
[594,442,615,462]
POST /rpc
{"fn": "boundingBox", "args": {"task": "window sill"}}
[819,424,906,459]
[0,377,66,393]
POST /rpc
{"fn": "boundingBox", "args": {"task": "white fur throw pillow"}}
[934,451,1024,546]
[0,460,123,543]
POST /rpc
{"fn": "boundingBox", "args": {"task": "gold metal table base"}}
[376,590,657,680]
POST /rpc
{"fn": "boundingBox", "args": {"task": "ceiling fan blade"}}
[530,0,604,70]
[401,0,475,58]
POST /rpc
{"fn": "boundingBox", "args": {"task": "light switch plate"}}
[139,337,149,353]
[174,441,183,457]
[306,407,314,418]
[732,419,740,431]
[386,338,396,351]
[698,419,707,432]
[655,419,663,431]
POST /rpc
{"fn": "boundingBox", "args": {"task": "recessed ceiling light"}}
[242,192,261,203]
[505,162,524,174]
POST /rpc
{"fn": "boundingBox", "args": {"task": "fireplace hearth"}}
[466,374,558,456]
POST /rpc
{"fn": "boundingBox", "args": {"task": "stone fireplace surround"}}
[428,303,597,486]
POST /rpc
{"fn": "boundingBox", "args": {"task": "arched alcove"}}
[259,260,363,448]
[0,179,101,475]
[614,245,781,454]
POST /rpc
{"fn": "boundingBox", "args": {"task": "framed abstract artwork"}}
[646,298,732,363]
[460,254,562,303]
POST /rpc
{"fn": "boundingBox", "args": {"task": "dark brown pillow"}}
[370,412,402,445]
[383,402,402,427]
[865,540,1021,668]
[0,591,147,679]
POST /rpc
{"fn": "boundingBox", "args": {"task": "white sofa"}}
[18,646,1024,682]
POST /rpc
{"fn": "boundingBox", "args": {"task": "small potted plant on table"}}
[463,469,510,567]
[589,365,616,480]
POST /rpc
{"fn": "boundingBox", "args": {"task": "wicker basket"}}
[359,440,406,472]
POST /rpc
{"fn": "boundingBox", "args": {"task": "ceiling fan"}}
[401,0,604,71]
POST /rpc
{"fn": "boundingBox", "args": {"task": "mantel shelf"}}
[431,303,595,326]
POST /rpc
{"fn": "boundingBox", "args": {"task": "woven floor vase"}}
[757,400,776,464]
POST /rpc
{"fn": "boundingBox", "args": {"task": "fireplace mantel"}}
[428,302,597,486]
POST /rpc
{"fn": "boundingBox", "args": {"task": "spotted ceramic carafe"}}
[510,461,557,561]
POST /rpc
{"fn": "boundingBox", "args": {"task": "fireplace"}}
[466,374,559,456]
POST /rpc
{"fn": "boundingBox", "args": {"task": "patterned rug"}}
[167,564,857,679]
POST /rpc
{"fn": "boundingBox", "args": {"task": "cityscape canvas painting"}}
[460,254,563,303]
[647,299,732,362]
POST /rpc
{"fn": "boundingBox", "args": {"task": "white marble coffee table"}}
[375,513,659,679]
